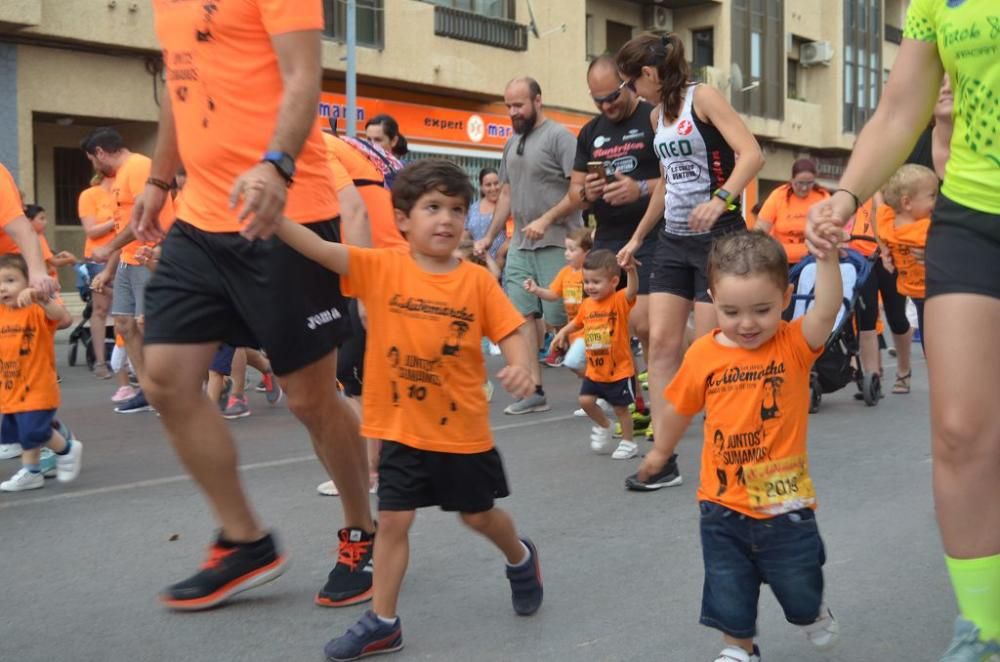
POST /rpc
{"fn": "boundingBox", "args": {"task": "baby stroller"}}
[787,244,878,413]
[67,263,114,370]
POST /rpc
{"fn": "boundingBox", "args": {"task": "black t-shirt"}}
[574,101,660,241]
[906,125,934,171]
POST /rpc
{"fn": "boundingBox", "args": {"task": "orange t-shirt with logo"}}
[153,0,338,233]
[666,318,823,519]
[342,248,524,454]
[879,216,930,299]
[322,133,407,252]
[759,185,830,264]
[847,198,879,257]
[0,304,60,412]
[548,265,584,341]
[113,153,175,265]
[572,289,636,382]
[78,184,117,257]
[0,164,25,255]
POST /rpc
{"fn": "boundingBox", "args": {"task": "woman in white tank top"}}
[615,34,764,479]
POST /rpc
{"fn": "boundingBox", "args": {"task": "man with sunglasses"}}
[475,76,584,416]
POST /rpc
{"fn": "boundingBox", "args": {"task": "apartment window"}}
[586,14,596,58]
[53,147,93,227]
[692,28,714,68]
[787,59,799,99]
[606,21,634,55]
[731,0,784,120]
[844,0,882,133]
[323,0,384,48]
[424,0,514,19]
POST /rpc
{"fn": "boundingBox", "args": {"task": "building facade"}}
[1,0,912,290]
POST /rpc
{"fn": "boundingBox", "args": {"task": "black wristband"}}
[833,188,861,212]
[146,177,172,192]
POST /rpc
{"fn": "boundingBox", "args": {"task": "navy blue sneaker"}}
[114,389,153,414]
[324,610,403,661]
[506,538,543,616]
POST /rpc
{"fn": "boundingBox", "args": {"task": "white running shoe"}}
[611,440,638,460]
[574,399,612,417]
[317,480,339,496]
[56,441,83,483]
[714,645,761,662]
[1,467,44,492]
[573,407,588,417]
[801,604,840,650]
[0,443,22,460]
[589,425,613,454]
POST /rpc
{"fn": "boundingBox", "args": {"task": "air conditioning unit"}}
[642,5,672,34]
[800,41,834,66]
[698,65,725,90]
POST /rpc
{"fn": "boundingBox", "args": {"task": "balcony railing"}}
[433,5,528,52]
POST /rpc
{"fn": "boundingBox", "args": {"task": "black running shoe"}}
[625,454,684,491]
[316,527,375,607]
[506,538,543,616]
[160,532,288,611]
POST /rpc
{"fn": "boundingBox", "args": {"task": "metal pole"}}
[346,0,357,137]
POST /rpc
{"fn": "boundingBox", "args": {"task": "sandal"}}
[892,371,912,394]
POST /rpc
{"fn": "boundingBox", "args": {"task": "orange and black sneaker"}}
[160,532,288,611]
[316,527,375,608]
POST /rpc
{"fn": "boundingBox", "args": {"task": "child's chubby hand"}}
[551,331,569,351]
[637,447,671,482]
[497,364,533,400]
[523,278,538,293]
[15,288,38,308]
[620,253,640,271]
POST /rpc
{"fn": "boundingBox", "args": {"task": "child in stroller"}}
[68,262,115,371]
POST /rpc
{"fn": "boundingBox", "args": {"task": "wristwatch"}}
[713,188,735,205]
[261,151,295,185]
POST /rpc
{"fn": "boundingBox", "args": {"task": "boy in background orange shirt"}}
[878,164,936,353]
[631,232,843,662]
[551,249,640,460]
[276,160,542,661]
[0,254,82,492]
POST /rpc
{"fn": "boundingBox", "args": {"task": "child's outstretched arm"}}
[622,258,639,303]
[496,323,534,399]
[276,218,350,276]
[16,288,72,327]
[483,252,501,279]
[638,402,693,480]
[550,320,581,351]
[801,248,844,350]
[523,278,560,302]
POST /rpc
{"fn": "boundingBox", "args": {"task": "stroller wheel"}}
[862,372,881,407]
[809,374,821,414]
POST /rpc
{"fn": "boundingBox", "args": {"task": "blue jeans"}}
[699,500,826,639]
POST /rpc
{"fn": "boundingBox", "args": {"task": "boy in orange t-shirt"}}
[276,160,542,661]
[0,254,82,492]
[631,231,844,662]
[879,164,937,353]
[551,249,640,460]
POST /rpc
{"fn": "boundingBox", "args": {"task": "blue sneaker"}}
[506,538,543,616]
[324,610,403,662]
[940,618,1000,661]
[39,448,57,478]
[114,389,153,414]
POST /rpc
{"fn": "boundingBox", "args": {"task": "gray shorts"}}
[111,262,152,317]
[504,245,568,326]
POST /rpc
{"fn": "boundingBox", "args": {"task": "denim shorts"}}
[1,410,57,450]
[111,262,152,317]
[698,500,826,639]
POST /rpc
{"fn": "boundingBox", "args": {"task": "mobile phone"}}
[587,161,615,183]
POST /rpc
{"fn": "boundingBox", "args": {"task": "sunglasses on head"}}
[591,79,632,105]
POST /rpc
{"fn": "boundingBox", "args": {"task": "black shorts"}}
[649,224,745,302]
[144,219,351,376]
[376,441,510,513]
[592,234,658,295]
[336,299,366,398]
[579,376,635,407]
[857,259,910,335]
[926,195,1000,301]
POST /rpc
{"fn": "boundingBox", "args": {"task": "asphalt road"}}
[0,348,954,662]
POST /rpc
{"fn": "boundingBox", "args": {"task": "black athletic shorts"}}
[926,195,1000,301]
[336,299,366,398]
[593,234,658,295]
[144,219,351,376]
[376,441,510,513]
[579,376,635,407]
[649,223,746,302]
[857,259,911,335]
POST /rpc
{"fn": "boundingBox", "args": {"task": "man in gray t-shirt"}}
[475,77,585,415]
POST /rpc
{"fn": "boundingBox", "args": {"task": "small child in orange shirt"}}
[631,231,843,662]
[879,163,937,353]
[551,249,640,459]
[25,204,77,277]
[276,159,542,661]
[523,225,592,373]
[0,254,82,492]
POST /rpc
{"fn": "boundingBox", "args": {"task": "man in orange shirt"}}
[0,164,58,298]
[132,0,375,613]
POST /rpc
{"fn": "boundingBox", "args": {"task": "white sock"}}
[376,614,397,625]
[506,541,531,568]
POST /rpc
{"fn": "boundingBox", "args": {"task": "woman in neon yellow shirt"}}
[807,2,1000,659]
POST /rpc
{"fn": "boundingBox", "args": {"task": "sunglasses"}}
[591,79,632,105]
